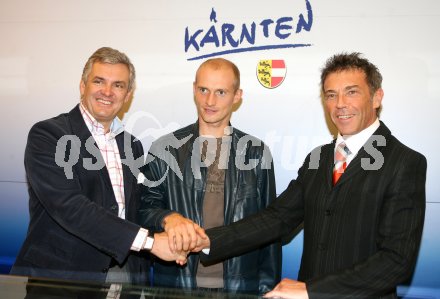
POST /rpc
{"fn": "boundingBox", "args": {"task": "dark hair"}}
[320,52,382,95]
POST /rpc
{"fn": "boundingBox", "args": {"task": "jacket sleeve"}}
[306,150,427,299]
[201,149,324,264]
[256,149,282,294]
[138,149,174,232]
[25,120,140,264]
[202,175,305,264]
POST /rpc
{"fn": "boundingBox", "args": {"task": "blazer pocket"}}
[23,233,75,268]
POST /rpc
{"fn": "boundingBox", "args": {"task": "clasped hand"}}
[150,213,210,265]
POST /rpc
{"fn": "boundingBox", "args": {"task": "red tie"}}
[333,142,350,185]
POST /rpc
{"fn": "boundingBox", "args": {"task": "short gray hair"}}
[81,47,136,91]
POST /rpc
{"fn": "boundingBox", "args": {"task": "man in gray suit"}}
[193,52,427,299]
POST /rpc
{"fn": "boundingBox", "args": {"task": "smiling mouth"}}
[337,114,354,120]
[97,98,112,105]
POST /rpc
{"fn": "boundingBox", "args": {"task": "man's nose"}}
[336,93,347,108]
[206,93,216,106]
[102,83,113,96]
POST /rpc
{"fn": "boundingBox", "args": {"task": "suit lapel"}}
[322,142,336,189]
[336,150,364,186]
[116,132,133,208]
[68,105,115,201]
[335,122,391,187]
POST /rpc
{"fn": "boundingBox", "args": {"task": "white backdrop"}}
[1,1,439,297]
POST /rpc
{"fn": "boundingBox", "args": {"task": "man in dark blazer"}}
[10,47,187,285]
[196,53,427,299]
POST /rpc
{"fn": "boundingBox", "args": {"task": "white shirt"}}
[335,118,380,166]
[80,103,148,251]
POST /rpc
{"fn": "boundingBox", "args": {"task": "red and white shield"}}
[257,60,287,89]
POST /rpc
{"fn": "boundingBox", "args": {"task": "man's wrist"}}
[143,230,155,251]
[131,228,148,251]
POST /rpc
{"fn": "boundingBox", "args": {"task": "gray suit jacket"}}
[202,122,427,299]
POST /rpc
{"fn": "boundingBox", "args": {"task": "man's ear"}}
[124,90,133,103]
[193,82,197,95]
[233,88,243,104]
[79,80,85,99]
[373,88,384,109]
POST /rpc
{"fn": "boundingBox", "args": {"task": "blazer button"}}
[102,267,109,273]
[318,243,326,250]
[325,209,332,216]
[110,205,118,210]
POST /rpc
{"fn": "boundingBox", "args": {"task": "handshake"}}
[148,213,210,265]
[147,212,308,299]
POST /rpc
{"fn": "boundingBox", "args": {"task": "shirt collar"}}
[79,103,124,138]
[335,118,380,157]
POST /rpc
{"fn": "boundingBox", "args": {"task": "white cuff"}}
[131,228,149,251]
